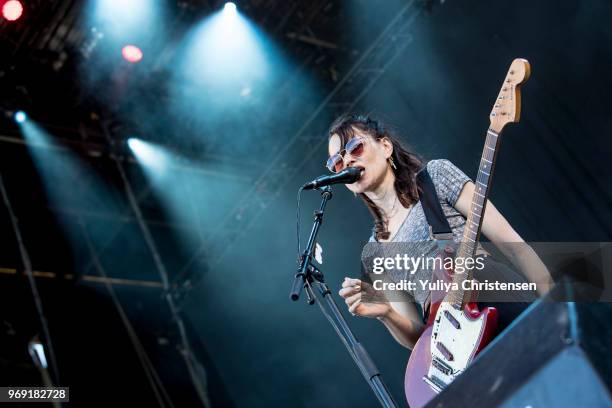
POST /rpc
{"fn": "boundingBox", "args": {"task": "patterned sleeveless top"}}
[369,159,471,309]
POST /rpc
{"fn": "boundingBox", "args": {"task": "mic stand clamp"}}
[290,186,398,408]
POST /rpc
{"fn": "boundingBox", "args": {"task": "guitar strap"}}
[415,166,453,241]
[416,165,454,322]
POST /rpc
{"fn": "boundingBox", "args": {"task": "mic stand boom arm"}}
[290,186,398,408]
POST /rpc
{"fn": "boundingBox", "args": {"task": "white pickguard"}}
[424,302,486,392]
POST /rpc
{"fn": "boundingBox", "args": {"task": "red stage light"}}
[121,45,143,63]
[2,0,23,21]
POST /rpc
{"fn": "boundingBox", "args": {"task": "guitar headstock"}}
[489,58,531,133]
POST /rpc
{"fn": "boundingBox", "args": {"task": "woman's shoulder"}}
[425,158,455,175]
[424,159,471,205]
[425,158,469,180]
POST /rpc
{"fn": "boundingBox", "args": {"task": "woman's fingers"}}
[338,285,360,298]
[348,298,362,315]
[338,287,350,297]
[339,277,365,316]
[339,277,361,298]
[344,292,360,307]
[341,277,361,288]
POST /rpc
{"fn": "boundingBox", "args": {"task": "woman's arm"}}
[454,181,553,295]
[339,278,425,349]
[378,301,426,349]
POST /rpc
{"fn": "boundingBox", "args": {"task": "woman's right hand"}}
[338,277,391,318]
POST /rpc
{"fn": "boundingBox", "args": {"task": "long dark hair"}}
[328,114,422,240]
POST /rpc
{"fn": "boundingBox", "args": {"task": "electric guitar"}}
[404,58,531,408]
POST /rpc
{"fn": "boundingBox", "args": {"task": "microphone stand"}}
[290,186,398,408]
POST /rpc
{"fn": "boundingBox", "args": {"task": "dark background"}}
[0,0,610,406]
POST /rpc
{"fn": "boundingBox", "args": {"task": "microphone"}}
[302,167,363,190]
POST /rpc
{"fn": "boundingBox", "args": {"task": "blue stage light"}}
[127,138,168,175]
[86,0,161,47]
[127,137,141,151]
[14,111,27,123]
[224,2,237,15]
[179,2,268,96]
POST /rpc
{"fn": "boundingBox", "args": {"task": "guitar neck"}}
[449,128,501,307]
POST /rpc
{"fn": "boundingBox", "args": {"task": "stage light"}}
[14,111,27,123]
[28,340,48,369]
[223,2,237,15]
[2,0,23,22]
[127,137,141,151]
[179,4,269,94]
[89,0,158,38]
[128,138,168,175]
[122,45,143,63]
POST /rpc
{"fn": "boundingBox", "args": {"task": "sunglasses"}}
[326,137,366,173]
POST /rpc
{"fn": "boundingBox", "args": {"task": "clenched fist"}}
[338,277,391,318]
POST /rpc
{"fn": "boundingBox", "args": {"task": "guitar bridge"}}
[422,374,445,393]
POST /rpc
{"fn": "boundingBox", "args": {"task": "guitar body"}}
[404,302,498,408]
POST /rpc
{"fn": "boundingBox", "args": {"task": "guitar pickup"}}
[431,356,453,375]
[436,342,454,361]
[444,310,461,329]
